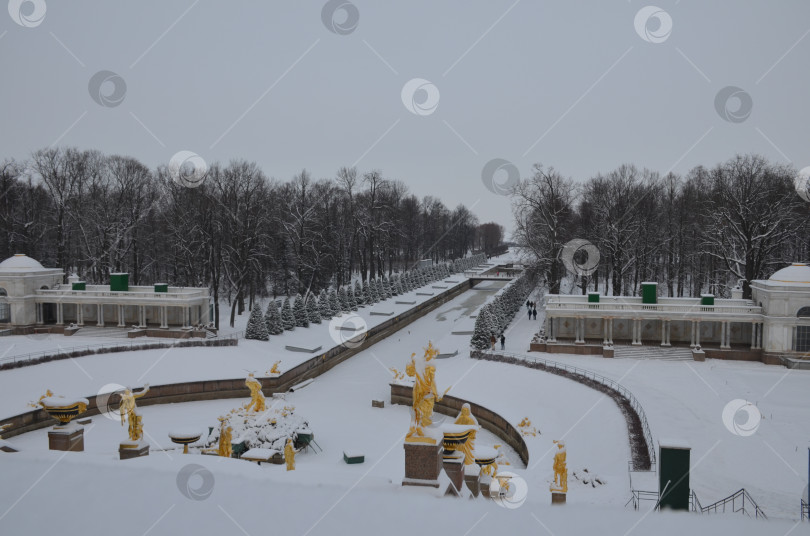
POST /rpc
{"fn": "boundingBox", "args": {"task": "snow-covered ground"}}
[1,249,808,534]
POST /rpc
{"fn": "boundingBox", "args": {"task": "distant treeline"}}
[513,154,810,299]
[0,147,504,326]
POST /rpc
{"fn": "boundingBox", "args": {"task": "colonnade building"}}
[0,254,210,331]
[541,263,810,364]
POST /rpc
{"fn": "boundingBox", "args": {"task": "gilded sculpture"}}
[405,342,450,441]
[453,403,478,465]
[284,437,295,471]
[244,373,266,413]
[119,384,150,442]
[551,440,568,493]
[217,417,233,458]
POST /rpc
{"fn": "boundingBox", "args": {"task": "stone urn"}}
[169,428,203,454]
[41,397,89,425]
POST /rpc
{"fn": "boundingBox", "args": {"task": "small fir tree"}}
[245,303,269,341]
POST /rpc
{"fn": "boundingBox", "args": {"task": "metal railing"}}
[691,490,704,513]
[700,488,767,519]
[802,498,808,521]
[545,300,762,316]
[476,349,656,471]
[626,490,659,510]
[37,287,209,300]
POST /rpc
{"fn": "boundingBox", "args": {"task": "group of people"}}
[489,332,506,350]
[526,300,538,320]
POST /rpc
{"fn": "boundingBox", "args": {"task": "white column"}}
[139,305,145,327]
[695,320,701,347]
[608,318,614,344]
[117,305,125,327]
[549,317,556,342]
[603,318,609,345]
[184,307,190,328]
[77,304,83,326]
[660,320,666,346]
[756,323,762,349]
[161,306,168,328]
[632,319,641,345]
[97,304,104,327]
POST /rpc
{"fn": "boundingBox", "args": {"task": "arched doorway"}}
[0,288,10,323]
[796,307,810,352]
[40,286,56,324]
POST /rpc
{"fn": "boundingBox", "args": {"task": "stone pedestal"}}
[48,426,84,452]
[551,491,566,504]
[442,456,465,495]
[464,473,480,497]
[602,347,614,358]
[692,349,706,362]
[402,441,442,487]
[119,441,150,460]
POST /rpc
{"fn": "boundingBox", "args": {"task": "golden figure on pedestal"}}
[217,417,232,458]
[119,385,150,441]
[405,342,450,442]
[284,438,295,471]
[551,440,568,493]
[266,361,281,375]
[244,374,266,413]
[454,403,478,465]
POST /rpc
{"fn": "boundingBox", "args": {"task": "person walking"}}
[490,333,496,350]
[500,333,505,350]
[532,308,537,320]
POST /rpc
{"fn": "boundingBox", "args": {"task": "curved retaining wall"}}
[390,382,529,468]
[1,279,475,438]
[470,350,653,471]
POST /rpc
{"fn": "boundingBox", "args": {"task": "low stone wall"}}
[533,342,604,356]
[704,348,763,362]
[389,383,529,467]
[0,280,474,438]
[471,350,653,471]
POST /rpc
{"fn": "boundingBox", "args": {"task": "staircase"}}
[613,344,693,362]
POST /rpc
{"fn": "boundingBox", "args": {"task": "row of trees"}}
[513,154,810,299]
[246,256,486,340]
[471,270,537,349]
[0,147,503,327]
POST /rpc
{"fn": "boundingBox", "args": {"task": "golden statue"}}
[217,418,232,458]
[119,385,149,442]
[267,361,281,375]
[405,342,450,441]
[244,374,266,413]
[284,438,295,471]
[551,440,568,493]
[454,403,479,465]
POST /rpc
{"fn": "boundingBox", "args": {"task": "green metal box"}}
[154,283,168,293]
[700,294,714,306]
[110,273,129,292]
[343,450,364,464]
[641,282,657,304]
[587,292,600,303]
[659,441,691,511]
[72,281,86,291]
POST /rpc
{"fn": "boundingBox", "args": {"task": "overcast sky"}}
[2,1,809,234]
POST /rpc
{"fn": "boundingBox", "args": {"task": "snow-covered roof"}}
[0,254,50,272]
[768,263,810,285]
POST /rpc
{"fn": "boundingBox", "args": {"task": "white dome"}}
[0,254,47,272]
[768,263,810,284]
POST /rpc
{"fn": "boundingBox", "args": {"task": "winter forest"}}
[0,147,507,327]
[513,154,810,300]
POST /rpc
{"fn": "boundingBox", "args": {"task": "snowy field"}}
[1,249,809,534]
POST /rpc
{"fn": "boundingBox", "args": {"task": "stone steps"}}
[613,344,694,361]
